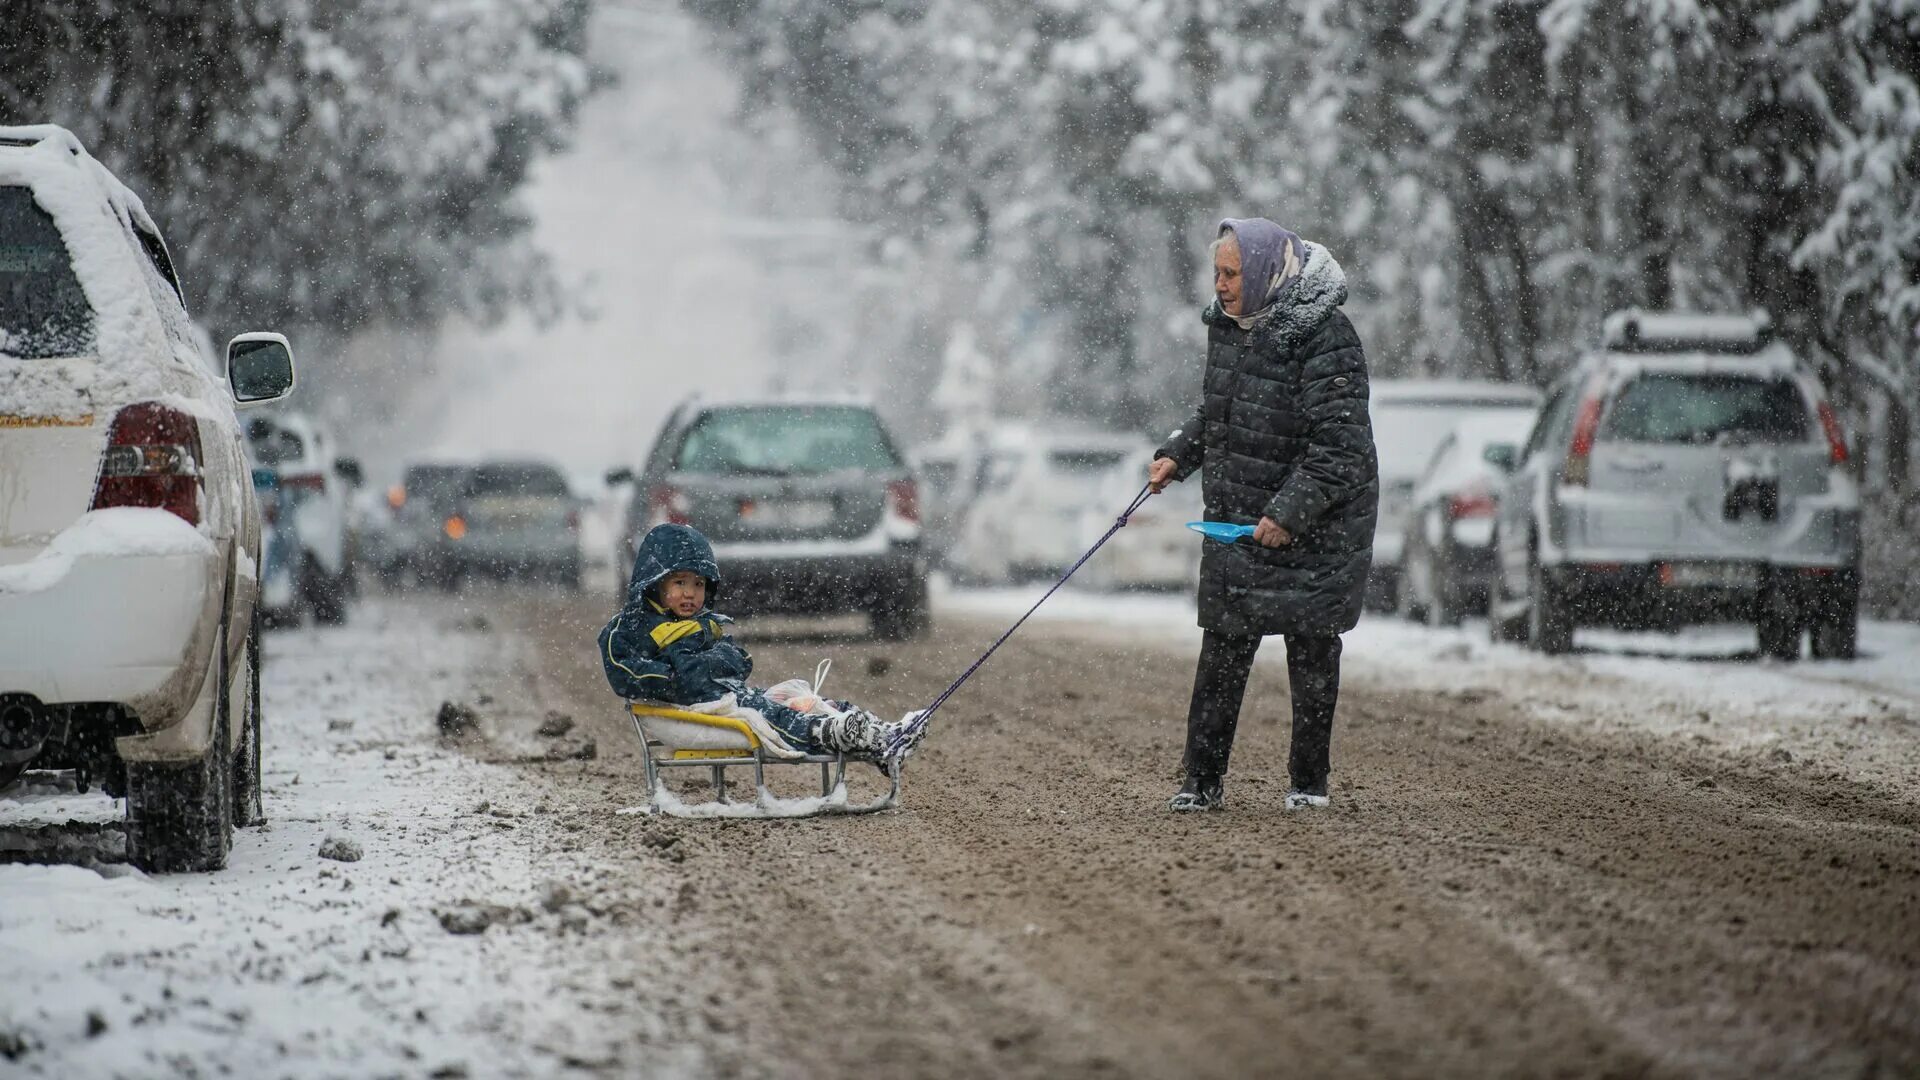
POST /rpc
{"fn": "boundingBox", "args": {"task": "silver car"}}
[1488,311,1860,659]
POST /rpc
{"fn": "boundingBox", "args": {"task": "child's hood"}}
[627,523,724,606]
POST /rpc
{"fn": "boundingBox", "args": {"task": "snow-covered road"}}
[1,601,696,1077]
[3,584,1917,1077]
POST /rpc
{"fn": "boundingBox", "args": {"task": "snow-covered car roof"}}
[1371,379,1542,407]
[1601,309,1774,354]
[679,392,880,413]
[0,124,212,414]
[1589,341,1805,382]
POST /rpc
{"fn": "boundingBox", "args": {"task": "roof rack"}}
[1603,309,1774,354]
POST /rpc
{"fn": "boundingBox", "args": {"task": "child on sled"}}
[598,523,924,763]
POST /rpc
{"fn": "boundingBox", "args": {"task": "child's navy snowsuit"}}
[598,524,819,750]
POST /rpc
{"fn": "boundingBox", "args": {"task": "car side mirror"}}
[335,457,365,488]
[605,467,635,487]
[1482,443,1519,472]
[227,332,296,406]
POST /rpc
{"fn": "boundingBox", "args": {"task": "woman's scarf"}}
[1219,217,1306,328]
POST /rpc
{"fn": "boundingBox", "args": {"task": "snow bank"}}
[0,509,213,595]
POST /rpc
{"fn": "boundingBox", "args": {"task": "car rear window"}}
[0,185,95,359]
[465,464,570,498]
[1602,374,1811,445]
[1048,449,1129,474]
[675,406,901,475]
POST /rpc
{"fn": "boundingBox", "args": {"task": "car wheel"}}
[1527,552,1574,655]
[1397,539,1430,623]
[301,556,348,625]
[1426,554,1464,628]
[231,611,265,827]
[871,579,931,641]
[1757,606,1802,662]
[1809,577,1859,661]
[127,621,234,872]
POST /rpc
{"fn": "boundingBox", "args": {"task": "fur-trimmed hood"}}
[1203,241,1349,356]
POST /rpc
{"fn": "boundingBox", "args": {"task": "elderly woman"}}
[1148,218,1379,812]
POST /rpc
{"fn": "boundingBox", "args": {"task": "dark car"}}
[445,460,583,588]
[612,399,928,639]
[383,462,473,589]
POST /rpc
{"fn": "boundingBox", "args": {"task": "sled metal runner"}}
[626,702,900,819]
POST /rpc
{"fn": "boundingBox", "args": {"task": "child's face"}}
[660,571,707,616]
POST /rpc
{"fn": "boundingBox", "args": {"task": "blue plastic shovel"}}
[1186,520,1256,543]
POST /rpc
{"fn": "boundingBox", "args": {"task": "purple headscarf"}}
[1218,217,1307,320]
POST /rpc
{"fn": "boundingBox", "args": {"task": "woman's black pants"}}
[1181,630,1342,791]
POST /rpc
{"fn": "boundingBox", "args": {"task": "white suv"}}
[1489,311,1860,659]
[0,125,296,870]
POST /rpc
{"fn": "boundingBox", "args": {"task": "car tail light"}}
[387,484,406,510]
[1562,392,1605,487]
[887,479,920,523]
[444,515,467,540]
[1446,485,1496,520]
[91,402,202,525]
[648,484,690,526]
[1816,401,1849,465]
[281,472,326,494]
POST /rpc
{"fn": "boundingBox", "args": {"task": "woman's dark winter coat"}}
[1156,241,1379,637]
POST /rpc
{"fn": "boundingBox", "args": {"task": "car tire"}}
[232,611,265,827]
[1396,539,1430,623]
[1757,609,1802,662]
[1426,557,1464,628]
[1810,617,1857,660]
[1527,553,1574,655]
[871,580,931,641]
[301,556,348,625]
[1809,578,1859,661]
[127,623,234,873]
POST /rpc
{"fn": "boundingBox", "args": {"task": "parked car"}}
[382,461,472,589]
[1487,310,1860,659]
[612,397,928,639]
[442,459,583,587]
[1397,412,1538,625]
[0,124,296,870]
[1075,449,1203,591]
[944,425,1137,584]
[244,412,360,624]
[1369,380,1544,609]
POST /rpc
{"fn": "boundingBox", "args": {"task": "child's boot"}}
[811,707,922,763]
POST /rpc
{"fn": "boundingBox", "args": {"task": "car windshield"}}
[1374,401,1537,481]
[1602,374,1810,445]
[0,185,96,360]
[675,406,900,475]
[465,464,570,498]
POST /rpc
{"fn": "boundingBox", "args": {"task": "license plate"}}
[740,499,833,529]
[1664,561,1757,589]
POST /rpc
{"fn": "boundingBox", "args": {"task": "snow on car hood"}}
[0,130,213,419]
[0,508,214,595]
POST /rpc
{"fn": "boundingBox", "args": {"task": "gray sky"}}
[406,1,867,481]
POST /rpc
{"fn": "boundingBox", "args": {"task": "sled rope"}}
[886,484,1156,758]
